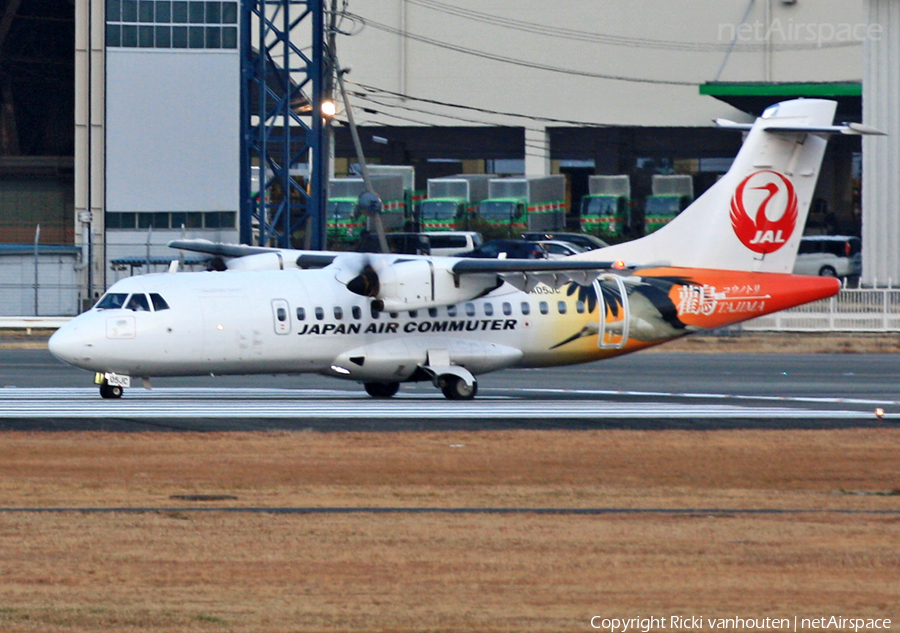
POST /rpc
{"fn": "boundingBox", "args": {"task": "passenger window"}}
[484,303,494,316]
[334,306,343,320]
[502,302,512,316]
[409,310,418,318]
[389,312,399,319]
[126,293,150,312]
[557,301,567,314]
[465,303,476,317]
[276,307,287,322]
[521,302,530,315]
[297,307,306,321]
[370,302,381,319]
[352,306,362,320]
[539,301,549,315]
[428,307,438,318]
[315,307,324,320]
[150,293,170,311]
[576,301,585,314]
[96,293,128,310]
[447,305,457,317]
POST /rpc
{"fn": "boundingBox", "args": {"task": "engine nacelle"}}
[375,258,499,312]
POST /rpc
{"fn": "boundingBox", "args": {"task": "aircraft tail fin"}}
[582,99,875,273]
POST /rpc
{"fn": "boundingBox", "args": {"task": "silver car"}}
[793,236,861,278]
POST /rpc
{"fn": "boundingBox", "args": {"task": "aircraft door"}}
[593,275,629,349]
[271,299,291,335]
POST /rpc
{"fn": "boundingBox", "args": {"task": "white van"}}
[424,231,483,257]
[793,236,861,278]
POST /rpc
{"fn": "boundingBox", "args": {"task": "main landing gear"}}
[364,381,400,398]
[363,374,478,401]
[439,375,478,400]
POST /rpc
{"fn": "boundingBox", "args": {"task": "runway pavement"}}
[1,348,897,430]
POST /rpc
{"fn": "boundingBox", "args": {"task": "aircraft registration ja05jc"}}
[49,99,882,400]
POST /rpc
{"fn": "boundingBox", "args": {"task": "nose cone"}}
[48,320,93,368]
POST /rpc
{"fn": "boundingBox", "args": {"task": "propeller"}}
[332,252,385,311]
[346,263,380,298]
[335,62,390,254]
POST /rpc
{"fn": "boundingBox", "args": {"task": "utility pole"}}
[324,0,338,180]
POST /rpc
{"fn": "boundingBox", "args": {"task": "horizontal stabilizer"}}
[715,119,885,136]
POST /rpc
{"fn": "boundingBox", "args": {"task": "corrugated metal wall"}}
[862,0,900,287]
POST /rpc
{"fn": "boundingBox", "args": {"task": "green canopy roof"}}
[700,82,861,118]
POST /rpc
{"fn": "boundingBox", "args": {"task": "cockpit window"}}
[96,293,128,310]
[150,293,170,311]
[125,293,150,312]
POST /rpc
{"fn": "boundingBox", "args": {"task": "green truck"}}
[326,174,406,244]
[643,174,693,234]
[477,175,566,234]
[419,175,492,231]
[367,165,422,231]
[579,175,631,239]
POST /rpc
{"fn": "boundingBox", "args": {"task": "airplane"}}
[49,99,881,400]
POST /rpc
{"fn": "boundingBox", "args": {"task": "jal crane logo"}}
[730,170,798,254]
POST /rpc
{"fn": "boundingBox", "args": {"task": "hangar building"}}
[1,0,897,314]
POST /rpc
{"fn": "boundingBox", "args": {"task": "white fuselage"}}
[48,268,599,382]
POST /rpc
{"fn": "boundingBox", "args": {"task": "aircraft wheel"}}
[440,375,477,400]
[100,382,123,399]
[364,381,400,398]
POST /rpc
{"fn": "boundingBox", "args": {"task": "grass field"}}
[1,430,898,632]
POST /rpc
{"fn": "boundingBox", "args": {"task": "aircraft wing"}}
[168,239,279,258]
[451,258,631,292]
[166,239,638,308]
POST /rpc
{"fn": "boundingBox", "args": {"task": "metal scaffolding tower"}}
[240,0,325,249]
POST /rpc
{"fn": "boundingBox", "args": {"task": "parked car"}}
[424,231,483,257]
[793,235,861,278]
[455,239,548,259]
[522,231,609,250]
[536,240,586,259]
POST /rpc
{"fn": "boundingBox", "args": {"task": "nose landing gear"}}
[94,372,127,399]
[99,381,123,399]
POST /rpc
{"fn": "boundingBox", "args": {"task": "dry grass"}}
[0,430,899,631]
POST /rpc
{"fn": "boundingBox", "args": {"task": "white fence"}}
[742,288,900,332]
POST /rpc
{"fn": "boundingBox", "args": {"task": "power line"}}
[403,0,860,53]
[352,91,562,135]
[347,12,698,87]
[350,81,614,128]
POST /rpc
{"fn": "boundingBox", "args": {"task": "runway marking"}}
[0,387,890,420]
[517,387,900,408]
